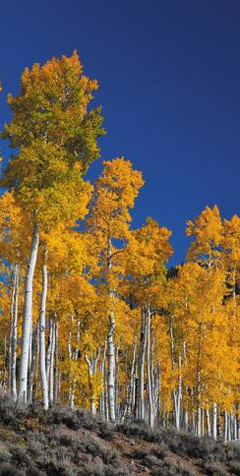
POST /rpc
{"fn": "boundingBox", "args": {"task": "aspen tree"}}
[1,52,104,403]
[125,218,172,425]
[87,158,144,422]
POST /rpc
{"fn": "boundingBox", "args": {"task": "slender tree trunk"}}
[234,414,237,440]
[228,413,232,441]
[39,252,48,410]
[224,411,228,442]
[1,334,7,389]
[99,346,106,419]
[53,313,59,404]
[27,321,33,402]
[191,387,195,432]
[201,409,205,437]
[126,339,137,419]
[115,347,119,422]
[108,309,116,422]
[147,308,154,427]
[49,319,55,405]
[197,371,201,437]
[184,410,189,431]
[85,348,100,415]
[104,343,109,421]
[206,408,211,436]
[154,363,160,425]
[9,265,19,401]
[8,270,15,394]
[138,307,147,420]
[175,354,182,431]
[18,223,39,403]
[12,265,19,400]
[28,321,39,403]
[212,402,218,440]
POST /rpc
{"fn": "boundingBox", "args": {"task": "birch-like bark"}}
[39,251,48,410]
[28,321,39,403]
[53,313,59,404]
[99,345,106,419]
[46,320,53,383]
[12,265,19,400]
[176,354,182,431]
[126,339,137,419]
[18,222,39,403]
[224,411,228,442]
[1,334,7,389]
[147,308,154,427]
[103,343,109,421]
[115,347,119,422]
[138,308,147,420]
[107,236,116,423]
[28,322,33,402]
[206,408,211,436]
[85,347,100,415]
[49,318,55,405]
[154,363,160,426]
[234,414,237,441]
[184,410,188,432]
[228,414,232,441]
[108,309,116,422]
[8,270,15,393]
[9,265,19,401]
[191,387,195,432]
[212,402,218,440]
[201,409,205,437]
[196,370,201,437]
[170,316,182,430]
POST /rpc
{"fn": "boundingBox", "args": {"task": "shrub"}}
[83,460,105,476]
[99,423,114,441]
[0,443,11,463]
[46,406,104,431]
[203,460,228,475]
[0,462,24,475]
[10,445,31,466]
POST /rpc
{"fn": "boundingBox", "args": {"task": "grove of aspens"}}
[0,51,239,443]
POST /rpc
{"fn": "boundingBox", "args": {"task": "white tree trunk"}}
[9,265,19,401]
[138,308,147,420]
[147,308,154,427]
[212,402,218,440]
[53,313,59,404]
[85,348,100,415]
[39,255,48,410]
[206,408,211,436]
[28,321,39,403]
[125,339,137,419]
[224,411,228,442]
[196,371,201,437]
[18,223,39,403]
[108,310,116,422]
[46,319,53,383]
[49,319,55,405]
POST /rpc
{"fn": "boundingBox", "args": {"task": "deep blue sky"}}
[0,0,239,264]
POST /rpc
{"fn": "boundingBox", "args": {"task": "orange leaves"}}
[1,51,105,235]
[186,205,223,265]
[124,218,172,308]
[222,214,240,266]
[89,157,144,242]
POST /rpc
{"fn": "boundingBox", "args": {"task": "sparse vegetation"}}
[0,395,240,475]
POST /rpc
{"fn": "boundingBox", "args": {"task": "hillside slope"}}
[0,395,240,475]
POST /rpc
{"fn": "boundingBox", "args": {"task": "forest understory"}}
[1,393,240,476]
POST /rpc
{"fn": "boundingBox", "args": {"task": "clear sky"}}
[0,0,239,264]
